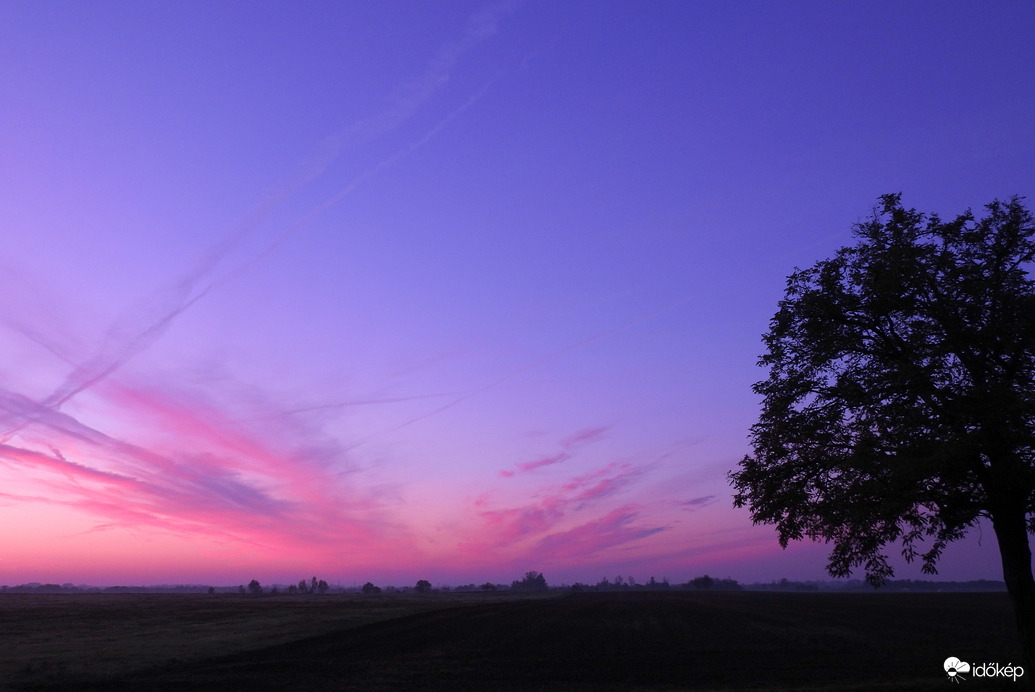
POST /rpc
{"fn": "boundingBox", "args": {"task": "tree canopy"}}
[511,571,548,591]
[729,194,1035,663]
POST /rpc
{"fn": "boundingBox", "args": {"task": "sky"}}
[0,0,1032,588]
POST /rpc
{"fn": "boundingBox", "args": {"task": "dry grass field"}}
[0,590,1023,691]
[0,591,467,689]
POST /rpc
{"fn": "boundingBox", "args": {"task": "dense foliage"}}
[730,194,1035,663]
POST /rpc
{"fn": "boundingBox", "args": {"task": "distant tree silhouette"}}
[247,579,262,594]
[415,579,432,593]
[298,579,309,594]
[686,575,742,591]
[689,575,713,590]
[646,577,670,590]
[207,586,215,594]
[766,578,819,592]
[317,579,329,594]
[729,194,1035,667]
[480,582,497,591]
[361,581,381,595]
[511,571,548,591]
[287,584,298,594]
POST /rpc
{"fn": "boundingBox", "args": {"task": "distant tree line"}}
[3,573,1005,595]
[234,577,443,596]
[566,575,742,592]
[241,576,330,595]
[286,576,329,594]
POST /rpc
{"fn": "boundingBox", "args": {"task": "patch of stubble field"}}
[0,591,1023,691]
[0,591,475,689]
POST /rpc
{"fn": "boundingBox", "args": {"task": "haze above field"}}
[0,1,1031,587]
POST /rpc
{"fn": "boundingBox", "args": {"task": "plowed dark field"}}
[3,591,1022,691]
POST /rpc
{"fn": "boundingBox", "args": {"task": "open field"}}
[0,591,1023,691]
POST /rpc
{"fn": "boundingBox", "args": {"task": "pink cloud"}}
[500,425,609,477]
[513,451,570,474]
[558,462,644,508]
[0,373,419,564]
[476,505,564,545]
[559,426,609,448]
[460,459,657,565]
[533,505,670,559]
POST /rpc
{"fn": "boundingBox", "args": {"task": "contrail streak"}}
[0,2,520,439]
[343,297,694,449]
[210,74,504,292]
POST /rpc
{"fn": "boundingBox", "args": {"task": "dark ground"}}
[3,591,1024,691]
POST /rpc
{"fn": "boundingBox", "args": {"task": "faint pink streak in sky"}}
[0,369,424,565]
[533,505,669,560]
[461,459,657,568]
[501,426,610,477]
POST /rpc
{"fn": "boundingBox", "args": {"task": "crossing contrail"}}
[0,2,522,440]
[342,296,694,450]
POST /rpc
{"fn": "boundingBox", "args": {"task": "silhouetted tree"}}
[415,579,432,593]
[689,575,714,590]
[317,579,329,594]
[247,579,262,594]
[480,582,496,591]
[729,194,1035,668]
[511,570,548,591]
[298,579,309,594]
[361,581,381,595]
[646,576,670,590]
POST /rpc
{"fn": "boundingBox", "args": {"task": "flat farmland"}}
[0,591,1023,691]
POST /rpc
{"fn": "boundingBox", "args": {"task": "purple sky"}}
[0,0,1031,587]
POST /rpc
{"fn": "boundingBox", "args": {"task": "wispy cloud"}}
[683,494,718,510]
[500,426,609,477]
[533,505,670,559]
[0,2,526,571]
[460,457,659,565]
[2,2,524,450]
[0,370,414,561]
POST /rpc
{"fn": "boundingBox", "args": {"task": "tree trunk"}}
[991,506,1035,681]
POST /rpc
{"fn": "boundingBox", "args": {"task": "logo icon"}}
[944,657,971,683]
